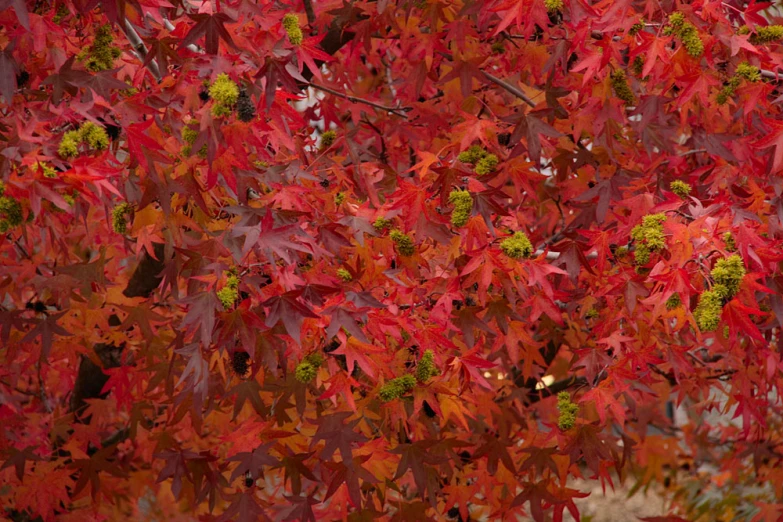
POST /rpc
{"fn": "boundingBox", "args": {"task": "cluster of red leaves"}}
[2,0,783,521]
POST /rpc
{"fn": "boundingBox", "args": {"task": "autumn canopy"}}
[2,0,783,520]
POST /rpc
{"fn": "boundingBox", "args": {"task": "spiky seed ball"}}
[390,229,415,256]
[694,288,725,332]
[295,361,317,383]
[415,350,439,383]
[500,231,534,259]
[557,392,579,430]
[232,351,251,377]
[458,145,485,164]
[337,268,352,282]
[236,89,256,122]
[111,202,131,234]
[474,153,498,175]
[630,213,666,265]
[320,130,337,150]
[670,180,691,198]
[711,255,745,298]
[448,189,473,228]
[0,195,23,233]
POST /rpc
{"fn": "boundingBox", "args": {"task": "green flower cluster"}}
[491,41,505,54]
[717,62,761,105]
[694,287,724,332]
[500,231,534,259]
[182,124,207,158]
[665,293,681,310]
[557,391,578,431]
[415,349,439,383]
[630,213,666,265]
[373,217,391,231]
[217,271,240,309]
[739,24,783,45]
[337,268,352,282]
[390,229,415,256]
[283,13,303,46]
[663,12,704,58]
[458,145,499,175]
[334,192,345,205]
[111,202,131,234]
[208,73,240,118]
[295,353,324,383]
[448,189,473,228]
[81,25,121,72]
[610,69,635,105]
[711,254,745,298]
[0,183,23,234]
[32,162,58,179]
[544,0,563,13]
[723,231,735,252]
[59,122,110,158]
[670,180,691,198]
[585,308,599,319]
[320,130,337,150]
[379,374,417,402]
[629,19,644,36]
[694,255,746,331]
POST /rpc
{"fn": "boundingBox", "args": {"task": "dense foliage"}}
[2,0,783,520]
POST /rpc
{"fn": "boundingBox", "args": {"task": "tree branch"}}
[482,72,537,108]
[307,81,412,118]
[121,19,162,83]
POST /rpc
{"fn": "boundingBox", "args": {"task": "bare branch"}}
[121,19,162,83]
[307,81,412,118]
[482,72,537,108]
[303,0,316,27]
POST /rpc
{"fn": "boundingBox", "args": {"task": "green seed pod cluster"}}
[717,62,761,104]
[390,229,415,256]
[0,183,23,234]
[81,25,121,72]
[629,19,644,36]
[181,124,207,158]
[373,217,391,231]
[111,202,131,234]
[378,374,417,402]
[334,192,346,205]
[723,232,736,252]
[32,162,58,179]
[59,122,110,158]
[458,145,499,175]
[208,73,240,118]
[630,213,666,265]
[739,24,783,44]
[557,391,578,431]
[711,254,745,298]
[694,255,746,331]
[610,69,635,105]
[217,272,240,309]
[491,41,505,54]
[500,231,534,259]
[337,268,353,282]
[415,349,439,383]
[295,353,323,383]
[663,12,704,58]
[53,3,69,23]
[544,0,563,13]
[320,130,337,150]
[670,180,692,198]
[665,293,681,310]
[585,308,599,319]
[448,189,473,228]
[282,13,303,46]
[694,287,724,332]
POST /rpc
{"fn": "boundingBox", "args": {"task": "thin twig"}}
[307,82,412,118]
[303,0,316,27]
[482,72,537,108]
[160,17,201,53]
